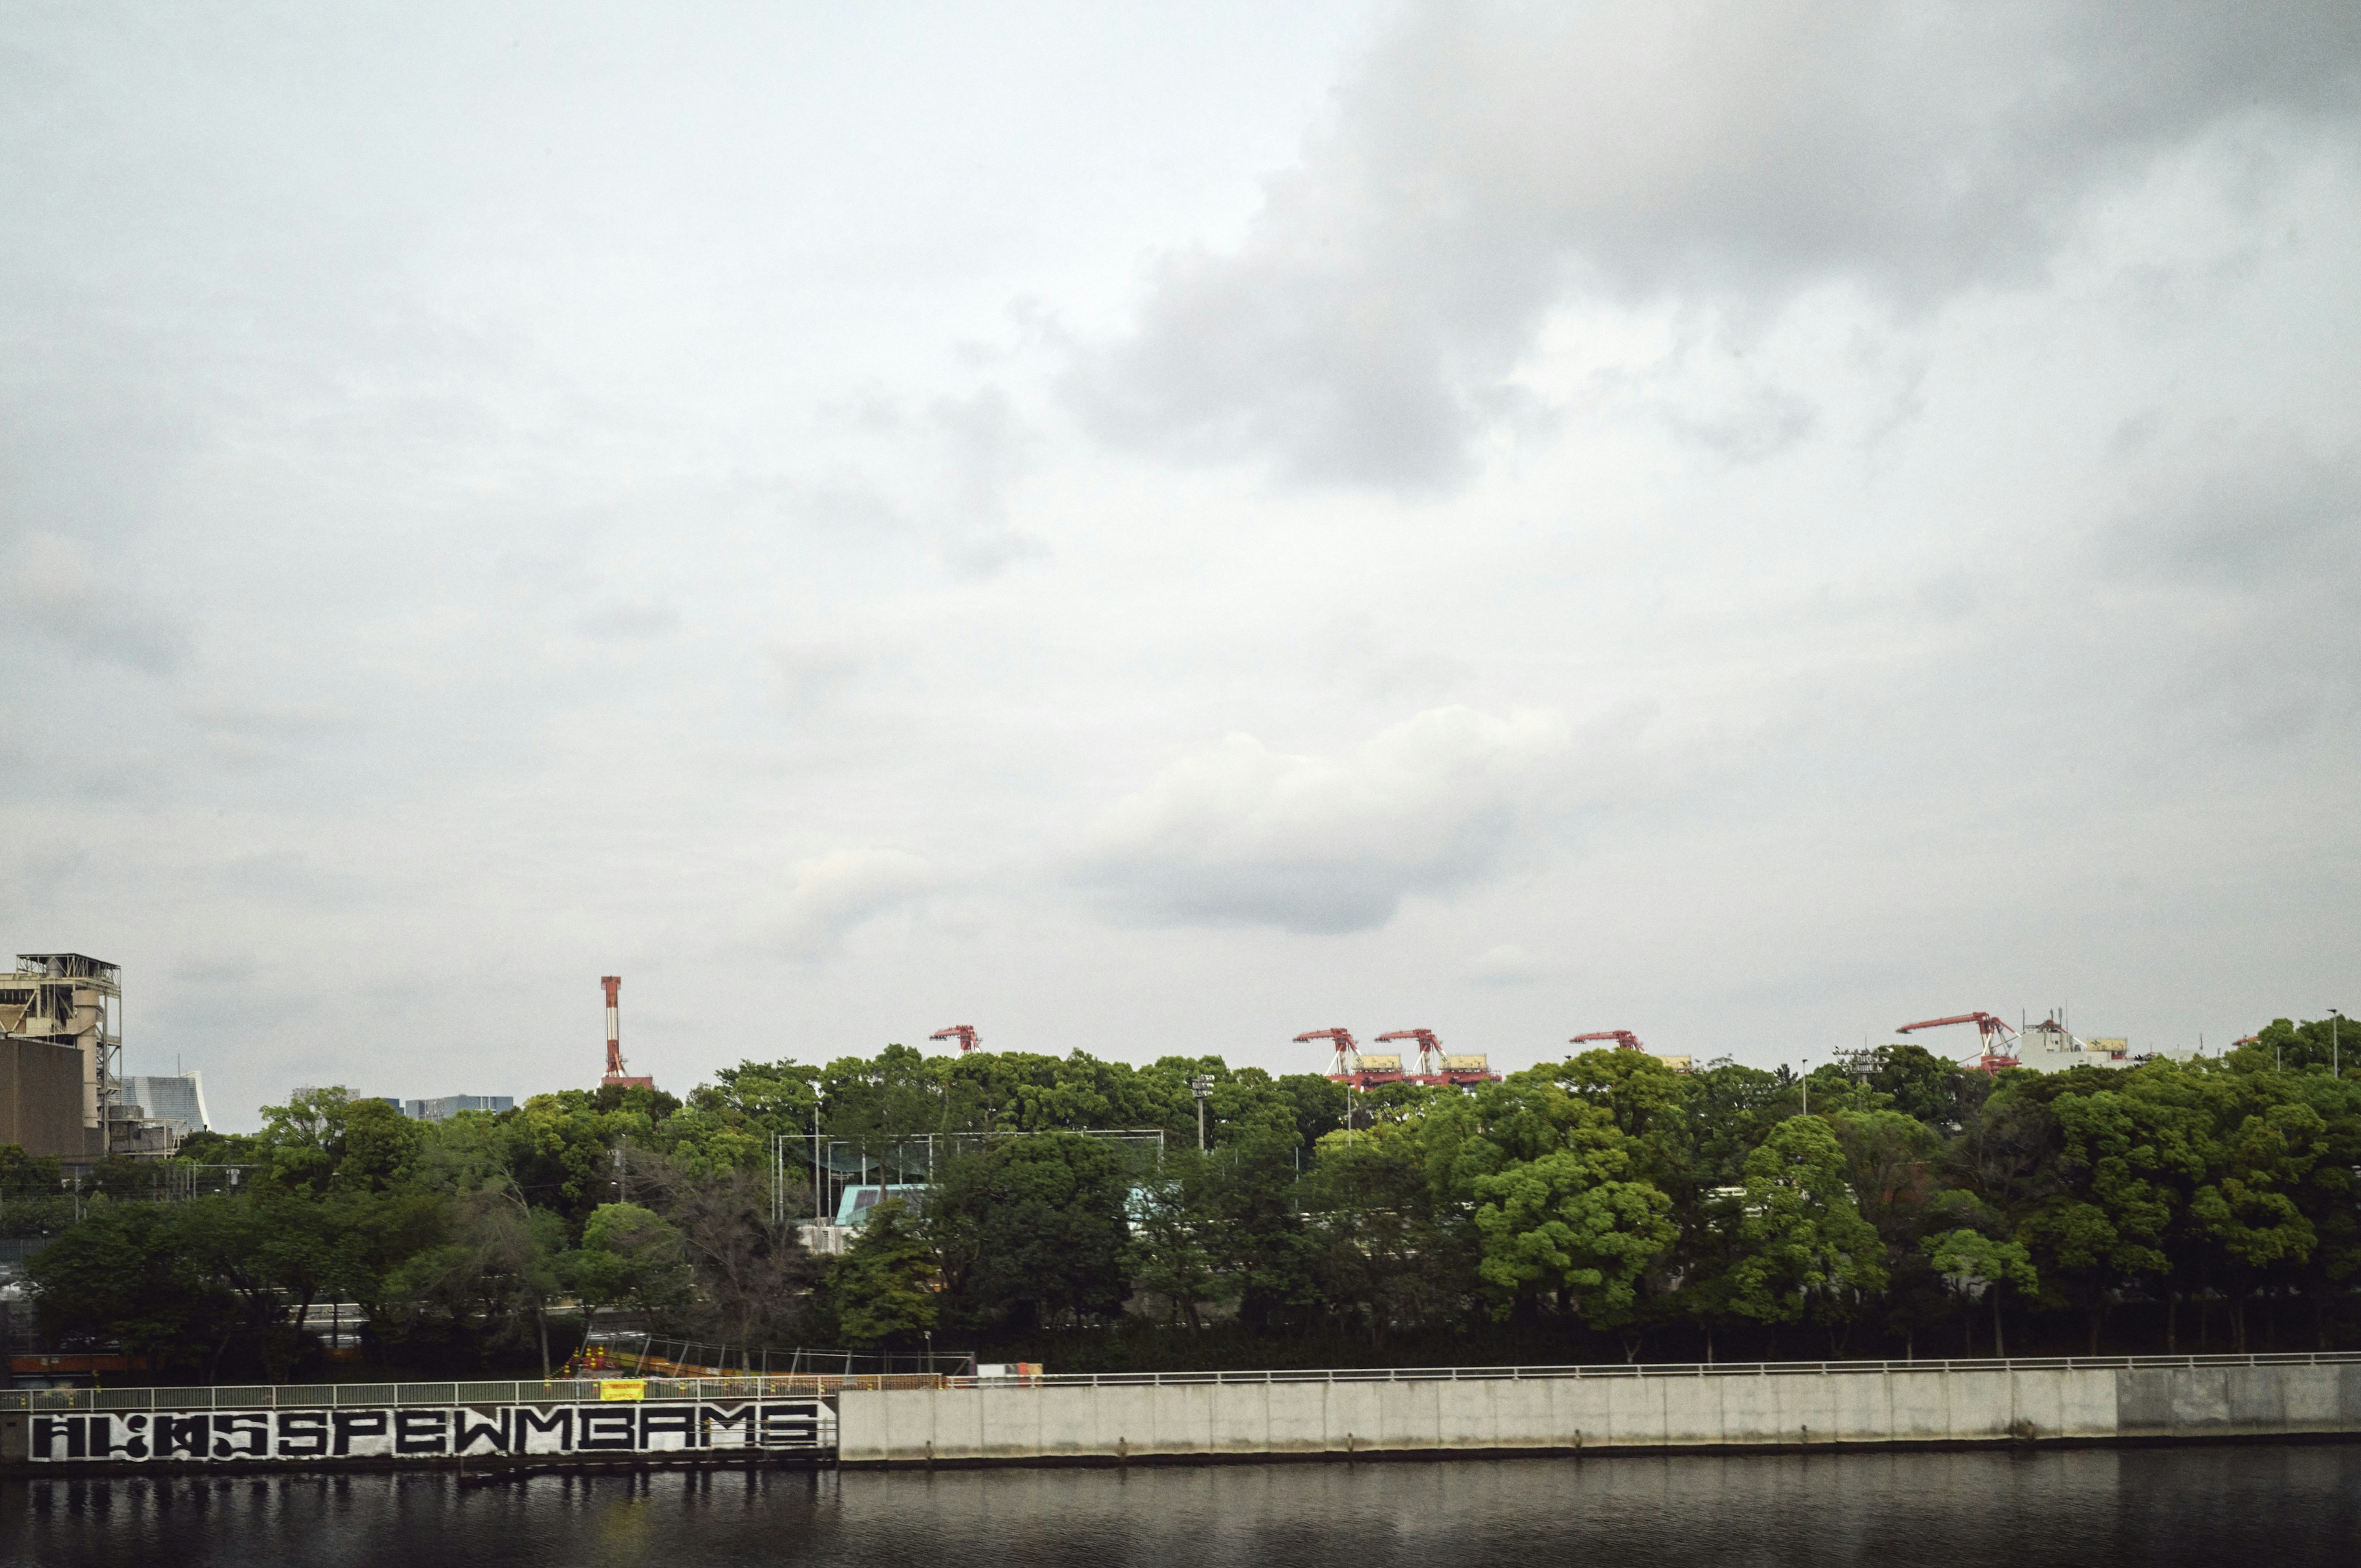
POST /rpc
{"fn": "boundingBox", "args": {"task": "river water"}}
[7,1446,2358,1566]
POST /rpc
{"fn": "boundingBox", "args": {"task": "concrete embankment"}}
[9,1355,2357,1474]
[835,1355,2361,1468]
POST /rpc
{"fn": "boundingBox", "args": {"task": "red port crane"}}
[1295,1027,1361,1080]
[930,1024,981,1054]
[1896,1012,2021,1074]
[1376,1028,1445,1079]
[1570,1030,1645,1052]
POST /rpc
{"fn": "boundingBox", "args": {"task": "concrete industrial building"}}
[0,954,121,1159]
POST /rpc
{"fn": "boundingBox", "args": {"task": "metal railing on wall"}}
[997,1350,2361,1390]
[0,1373,949,1414]
[7,1350,2355,1413]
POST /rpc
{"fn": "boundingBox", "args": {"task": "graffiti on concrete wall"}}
[28,1400,832,1462]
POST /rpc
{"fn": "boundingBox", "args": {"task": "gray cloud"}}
[1463,942,1556,987]
[775,848,935,958]
[575,602,683,643]
[1073,1,2361,488]
[1075,707,1581,934]
[7,531,193,674]
[2104,432,2361,587]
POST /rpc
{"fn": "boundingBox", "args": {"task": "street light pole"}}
[1801,1059,1811,1115]
[1191,1075,1214,1152]
[2332,1010,2343,1078]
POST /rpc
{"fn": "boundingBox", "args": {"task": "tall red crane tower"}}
[930,1024,982,1053]
[599,975,654,1090]
[1376,1028,1445,1079]
[1570,1029,1646,1051]
[1295,1027,1361,1080]
[1896,1012,2022,1074]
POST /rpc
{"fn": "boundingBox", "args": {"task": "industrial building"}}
[0,954,121,1159]
[0,956,204,1160]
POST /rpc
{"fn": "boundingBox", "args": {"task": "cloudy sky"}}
[6,2,2357,1128]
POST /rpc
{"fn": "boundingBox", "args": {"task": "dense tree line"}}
[13,1017,2361,1381]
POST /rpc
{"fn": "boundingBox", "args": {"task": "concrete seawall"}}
[837,1359,2361,1467]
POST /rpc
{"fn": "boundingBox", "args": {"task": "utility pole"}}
[1191,1075,1214,1152]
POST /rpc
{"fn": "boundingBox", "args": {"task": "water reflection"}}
[7,1446,2357,1567]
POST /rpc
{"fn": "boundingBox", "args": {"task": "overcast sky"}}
[6,2,2358,1129]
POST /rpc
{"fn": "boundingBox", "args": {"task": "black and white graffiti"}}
[28,1401,832,1462]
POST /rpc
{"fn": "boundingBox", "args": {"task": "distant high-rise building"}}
[121,1072,211,1136]
[403,1095,515,1122]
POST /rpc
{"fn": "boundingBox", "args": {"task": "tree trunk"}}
[1704,1324,1714,1365]
[2166,1291,2178,1354]
[537,1304,552,1379]
[1991,1289,2005,1358]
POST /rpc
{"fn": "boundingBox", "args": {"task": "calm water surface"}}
[7,1447,2359,1566]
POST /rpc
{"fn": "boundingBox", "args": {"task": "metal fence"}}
[9,1350,2357,1412]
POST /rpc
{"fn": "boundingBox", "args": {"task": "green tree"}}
[25,1203,235,1380]
[1124,1150,1225,1331]
[1728,1117,1889,1353]
[1923,1228,2038,1356]
[1198,1130,1321,1334]
[1867,1043,1982,1129]
[1470,1106,1674,1338]
[251,1087,423,1195]
[831,1198,939,1347]
[1303,1126,1471,1344]
[930,1133,1133,1332]
[628,1152,821,1347]
[571,1202,694,1328]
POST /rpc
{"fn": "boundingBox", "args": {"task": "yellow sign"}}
[598,1380,647,1402]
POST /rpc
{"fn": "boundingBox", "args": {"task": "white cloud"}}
[776,849,935,957]
[1077,707,1577,933]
